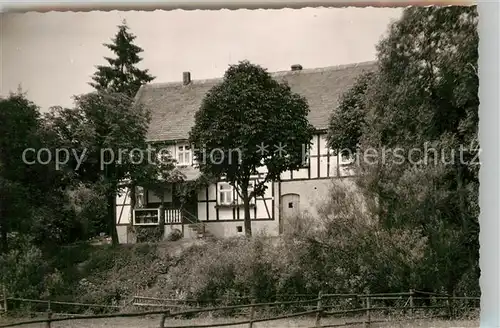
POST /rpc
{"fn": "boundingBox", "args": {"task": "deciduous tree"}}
[327,6,479,295]
[327,71,375,157]
[46,92,175,245]
[189,61,315,236]
[0,93,77,252]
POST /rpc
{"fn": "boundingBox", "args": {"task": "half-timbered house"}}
[115,61,376,243]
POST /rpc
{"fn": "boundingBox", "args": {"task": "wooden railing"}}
[165,208,182,224]
[182,209,207,237]
[0,290,480,328]
[132,207,207,239]
[133,208,183,225]
[131,206,213,240]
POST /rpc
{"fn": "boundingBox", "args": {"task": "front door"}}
[280,193,300,233]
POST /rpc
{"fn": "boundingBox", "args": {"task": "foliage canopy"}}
[190,61,315,235]
[327,6,479,295]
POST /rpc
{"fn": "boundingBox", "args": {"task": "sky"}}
[1,7,402,111]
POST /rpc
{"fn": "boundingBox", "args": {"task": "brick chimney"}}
[291,64,303,71]
[183,72,191,85]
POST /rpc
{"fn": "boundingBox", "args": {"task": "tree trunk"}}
[159,194,165,241]
[107,193,118,245]
[242,185,252,237]
[0,203,7,254]
[104,163,118,245]
[130,182,136,210]
[0,224,7,255]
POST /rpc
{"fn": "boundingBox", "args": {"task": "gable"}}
[135,61,377,142]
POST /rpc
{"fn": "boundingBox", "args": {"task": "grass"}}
[0,315,480,328]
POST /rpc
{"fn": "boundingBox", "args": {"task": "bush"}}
[0,240,61,300]
[69,185,107,240]
[167,229,182,241]
[158,179,429,308]
[296,180,428,294]
[134,226,164,243]
[161,236,277,307]
[71,243,161,307]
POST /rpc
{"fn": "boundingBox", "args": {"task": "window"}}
[218,181,256,206]
[177,145,191,165]
[133,208,160,226]
[219,182,233,205]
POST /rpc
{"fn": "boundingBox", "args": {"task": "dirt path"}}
[0,316,480,328]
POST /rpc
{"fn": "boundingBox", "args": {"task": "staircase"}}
[188,223,216,240]
[183,210,216,240]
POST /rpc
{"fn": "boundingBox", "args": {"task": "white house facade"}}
[115,61,376,243]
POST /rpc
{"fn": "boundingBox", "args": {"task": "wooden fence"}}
[0,289,480,328]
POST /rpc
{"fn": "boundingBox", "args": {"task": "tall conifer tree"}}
[89,20,155,242]
[90,20,155,97]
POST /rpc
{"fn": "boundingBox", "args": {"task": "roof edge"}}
[137,60,378,92]
[145,128,328,144]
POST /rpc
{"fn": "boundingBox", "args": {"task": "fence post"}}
[159,310,170,328]
[248,299,255,328]
[2,285,7,314]
[364,294,371,328]
[447,292,454,319]
[315,290,323,328]
[409,289,414,317]
[45,310,52,328]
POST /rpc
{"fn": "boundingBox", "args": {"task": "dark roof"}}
[135,61,377,142]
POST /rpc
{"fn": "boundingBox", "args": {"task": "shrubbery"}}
[167,229,183,241]
[0,180,479,316]
[134,226,164,243]
[153,180,432,307]
[0,240,162,312]
[70,243,163,306]
[0,235,64,302]
[161,235,278,305]
[154,179,478,312]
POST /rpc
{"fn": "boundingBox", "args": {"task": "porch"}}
[132,207,197,226]
[132,207,213,239]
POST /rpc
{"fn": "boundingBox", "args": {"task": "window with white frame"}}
[219,182,233,205]
[177,145,191,166]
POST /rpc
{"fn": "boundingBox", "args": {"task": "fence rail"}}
[0,289,480,328]
[6,298,120,309]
